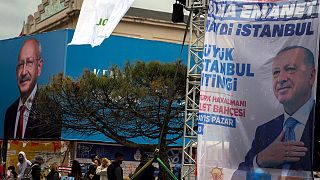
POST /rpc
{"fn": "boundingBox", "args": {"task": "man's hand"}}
[256,131,308,168]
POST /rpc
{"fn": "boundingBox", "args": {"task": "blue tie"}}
[282,117,299,171]
[284,117,299,141]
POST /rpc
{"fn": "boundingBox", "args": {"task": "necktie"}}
[282,117,299,173]
[16,105,26,139]
[284,117,299,141]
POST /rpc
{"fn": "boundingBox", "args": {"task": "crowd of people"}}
[3,151,183,180]
[66,152,157,180]
[5,151,59,180]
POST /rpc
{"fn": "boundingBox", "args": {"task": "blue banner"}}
[197,0,319,178]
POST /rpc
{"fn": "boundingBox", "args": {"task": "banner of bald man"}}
[197,0,319,179]
[0,31,66,140]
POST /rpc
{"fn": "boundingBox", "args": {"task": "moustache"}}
[276,82,290,90]
[19,75,31,83]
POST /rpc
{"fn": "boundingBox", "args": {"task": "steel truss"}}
[181,0,207,179]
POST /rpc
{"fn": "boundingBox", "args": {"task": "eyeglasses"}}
[16,58,40,70]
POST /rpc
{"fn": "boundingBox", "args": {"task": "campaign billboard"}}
[197,0,319,179]
[0,29,188,144]
[0,31,67,140]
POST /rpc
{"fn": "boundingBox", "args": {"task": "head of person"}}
[140,153,149,164]
[94,158,101,166]
[101,158,111,168]
[18,151,27,163]
[16,38,43,103]
[35,156,44,165]
[90,155,97,163]
[8,165,15,171]
[272,46,316,115]
[71,160,81,175]
[114,152,124,164]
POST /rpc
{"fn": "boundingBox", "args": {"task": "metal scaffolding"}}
[182,0,207,179]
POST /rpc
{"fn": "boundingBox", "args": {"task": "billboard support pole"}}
[181,0,207,179]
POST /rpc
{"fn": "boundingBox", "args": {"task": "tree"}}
[36,61,186,179]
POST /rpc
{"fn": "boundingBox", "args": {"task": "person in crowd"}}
[17,151,32,180]
[46,163,60,180]
[69,160,82,180]
[133,154,155,180]
[31,156,44,180]
[86,155,100,180]
[6,165,18,180]
[107,152,124,180]
[96,158,111,180]
[4,38,61,139]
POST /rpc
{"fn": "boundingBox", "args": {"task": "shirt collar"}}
[18,85,37,111]
[283,98,314,126]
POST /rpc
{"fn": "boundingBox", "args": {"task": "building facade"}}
[23,0,189,44]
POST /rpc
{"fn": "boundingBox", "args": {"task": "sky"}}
[0,0,175,40]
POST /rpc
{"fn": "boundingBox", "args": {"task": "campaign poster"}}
[197,0,319,179]
[0,29,188,142]
[0,31,67,140]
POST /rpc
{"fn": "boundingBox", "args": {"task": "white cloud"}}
[0,0,41,40]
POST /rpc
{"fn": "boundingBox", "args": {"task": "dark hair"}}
[115,152,124,158]
[8,165,15,171]
[90,155,97,161]
[277,46,315,68]
[94,158,101,166]
[8,166,17,178]
[35,156,44,161]
[140,153,149,162]
[71,160,82,178]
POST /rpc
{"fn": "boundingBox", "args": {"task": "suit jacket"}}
[236,106,315,172]
[231,107,317,180]
[4,94,61,139]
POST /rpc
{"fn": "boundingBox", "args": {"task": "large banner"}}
[0,29,188,142]
[197,0,319,179]
[0,31,67,140]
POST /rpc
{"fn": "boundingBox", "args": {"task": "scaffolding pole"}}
[181,0,207,179]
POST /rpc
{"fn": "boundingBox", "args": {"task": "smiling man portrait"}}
[235,46,317,177]
[4,38,61,139]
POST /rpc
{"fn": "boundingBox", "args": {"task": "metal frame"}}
[181,0,207,179]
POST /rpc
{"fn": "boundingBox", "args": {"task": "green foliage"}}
[38,61,186,149]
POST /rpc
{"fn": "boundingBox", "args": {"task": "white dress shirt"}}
[14,85,37,139]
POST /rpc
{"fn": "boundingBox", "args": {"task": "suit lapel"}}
[4,99,19,139]
[290,106,314,171]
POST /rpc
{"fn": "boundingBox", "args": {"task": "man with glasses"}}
[4,38,60,139]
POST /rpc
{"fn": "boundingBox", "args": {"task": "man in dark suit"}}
[4,38,60,139]
[235,46,317,177]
